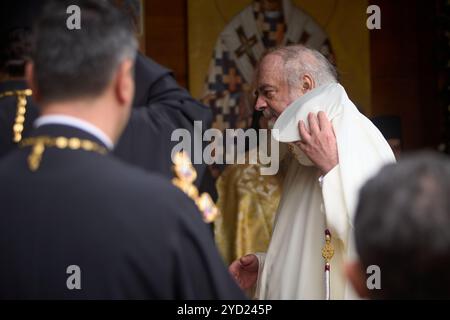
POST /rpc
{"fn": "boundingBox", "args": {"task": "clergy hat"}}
[0,1,48,33]
[371,115,402,140]
[0,1,48,75]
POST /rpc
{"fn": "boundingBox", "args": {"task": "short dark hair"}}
[33,0,137,104]
[355,152,450,299]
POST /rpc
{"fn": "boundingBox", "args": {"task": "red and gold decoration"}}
[172,152,219,223]
[322,229,335,300]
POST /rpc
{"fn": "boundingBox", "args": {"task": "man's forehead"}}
[259,54,284,70]
[256,54,285,86]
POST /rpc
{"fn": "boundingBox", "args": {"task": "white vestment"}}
[255,83,396,299]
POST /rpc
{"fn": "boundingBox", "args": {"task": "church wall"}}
[369,0,441,151]
[187,0,372,114]
[144,0,188,88]
[142,0,443,151]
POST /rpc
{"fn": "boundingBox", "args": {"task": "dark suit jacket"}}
[0,124,244,299]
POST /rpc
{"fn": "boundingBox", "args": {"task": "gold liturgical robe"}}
[214,161,284,265]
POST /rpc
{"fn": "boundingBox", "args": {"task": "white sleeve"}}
[253,252,266,299]
[254,252,266,270]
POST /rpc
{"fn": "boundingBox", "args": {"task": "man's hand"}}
[296,111,338,175]
[228,254,259,290]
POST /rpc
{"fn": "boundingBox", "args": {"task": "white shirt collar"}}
[34,115,114,150]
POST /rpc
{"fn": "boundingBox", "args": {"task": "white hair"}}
[264,45,338,91]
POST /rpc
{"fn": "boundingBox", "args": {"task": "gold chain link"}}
[20,135,107,172]
[0,89,32,143]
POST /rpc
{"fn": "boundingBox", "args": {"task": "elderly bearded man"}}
[229,45,395,300]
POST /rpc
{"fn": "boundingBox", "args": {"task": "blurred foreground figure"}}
[0,1,212,187]
[347,152,450,299]
[0,0,243,299]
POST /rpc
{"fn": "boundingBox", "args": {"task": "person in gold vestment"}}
[214,111,286,265]
[214,160,284,265]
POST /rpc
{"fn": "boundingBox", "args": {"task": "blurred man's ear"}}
[345,261,370,298]
[114,59,135,108]
[301,74,314,93]
[25,62,40,102]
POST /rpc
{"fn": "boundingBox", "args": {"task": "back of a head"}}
[262,45,338,89]
[355,152,450,299]
[33,0,137,104]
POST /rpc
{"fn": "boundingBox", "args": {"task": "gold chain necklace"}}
[20,136,107,172]
[0,89,32,143]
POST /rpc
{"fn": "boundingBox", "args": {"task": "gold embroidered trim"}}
[20,136,107,171]
[0,89,32,143]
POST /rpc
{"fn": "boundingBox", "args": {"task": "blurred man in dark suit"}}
[0,0,243,299]
[0,0,212,187]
